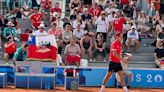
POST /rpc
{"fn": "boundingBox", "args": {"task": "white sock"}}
[123,86,128,92]
[100,85,105,90]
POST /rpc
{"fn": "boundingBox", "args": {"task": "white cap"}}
[38,24,45,28]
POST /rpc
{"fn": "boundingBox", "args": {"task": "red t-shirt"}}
[42,0,52,9]
[112,17,125,33]
[109,40,122,63]
[30,13,43,28]
[51,7,62,13]
[4,42,17,54]
[89,6,102,17]
[121,0,129,5]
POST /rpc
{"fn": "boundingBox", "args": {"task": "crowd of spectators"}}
[0,0,163,69]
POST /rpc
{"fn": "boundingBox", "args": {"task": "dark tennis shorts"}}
[8,54,14,59]
[108,61,123,72]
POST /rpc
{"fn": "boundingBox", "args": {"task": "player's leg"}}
[118,70,129,92]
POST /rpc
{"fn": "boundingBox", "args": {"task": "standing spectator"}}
[69,0,81,13]
[154,40,164,68]
[62,24,73,45]
[112,11,126,33]
[13,43,29,62]
[126,25,140,53]
[93,34,106,61]
[51,2,62,15]
[65,37,81,66]
[3,21,17,40]
[32,24,48,35]
[4,36,17,63]
[80,33,93,61]
[29,7,43,29]
[95,12,109,41]
[73,23,85,43]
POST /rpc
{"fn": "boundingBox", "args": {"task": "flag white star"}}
[28,36,32,41]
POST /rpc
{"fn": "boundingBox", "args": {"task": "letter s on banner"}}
[136,74,141,82]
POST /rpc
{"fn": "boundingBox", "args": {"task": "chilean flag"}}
[27,35,58,62]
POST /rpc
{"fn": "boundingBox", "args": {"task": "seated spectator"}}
[62,24,73,45]
[81,8,92,31]
[13,43,29,62]
[0,13,8,30]
[80,33,93,61]
[4,36,17,63]
[51,2,62,15]
[20,0,33,18]
[154,40,164,68]
[148,3,156,19]
[157,28,164,45]
[115,53,132,88]
[72,15,85,29]
[32,24,48,35]
[70,9,78,25]
[69,0,81,13]
[93,34,106,61]
[137,11,150,34]
[12,17,21,34]
[50,12,58,23]
[6,0,21,17]
[29,7,43,29]
[73,23,85,43]
[48,22,63,38]
[126,25,140,53]
[105,1,118,15]
[3,21,18,41]
[89,2,102,19]
[95,11,109,41]
[41,0,52,13]
[65,37,81,66]
[55,16,64,30]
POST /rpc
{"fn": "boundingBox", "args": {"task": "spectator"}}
[21,0,33,18]
[4,36,17,63]
[115,53,132,88]
[151,0,160,12]
[0,13,8,30]
[126,25,140,53]
[32,24,48,35]
[148,3,156,18]
[80,33,93,61]
[62,24,73,45]
[6,0,21,17]
[51,2,62,15]
[154,40,164,68]
[12,17,21,34]
[65,37,81,66]
[137,11,150,34]
[73,23,85,43]
[3,21,17,41]
[157,28,164,45]
[69,0,81,13]
[93,34,106,61]
[29,7,43,29]
[55,16,64,30]
[81,8,92,30]
[95,11,109,41]
[50,12,58,23]
[41,0,52,14]
[72,15,85,29]
[105,1,118,15]
[48,22,63,38]
[89,2,102,19]
[70,9,78,25]
[13,43,29,62]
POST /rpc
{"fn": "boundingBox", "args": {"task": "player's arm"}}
[111,49,122,60]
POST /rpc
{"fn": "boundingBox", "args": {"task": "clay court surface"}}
[0,86,164,92]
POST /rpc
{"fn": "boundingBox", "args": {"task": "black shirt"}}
[81,14,92,21]
[154,48,164,58]
[70,15,77,20]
